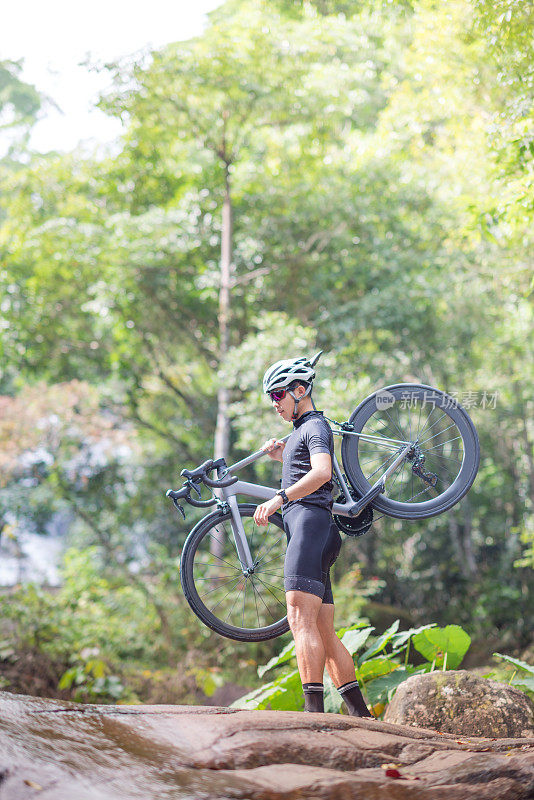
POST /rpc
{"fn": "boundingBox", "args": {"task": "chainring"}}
[333,493,374,537]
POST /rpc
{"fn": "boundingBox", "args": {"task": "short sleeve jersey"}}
[281,410,334,512]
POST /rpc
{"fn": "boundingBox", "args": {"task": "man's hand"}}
[261,438,286,462]
[254,494,283,526]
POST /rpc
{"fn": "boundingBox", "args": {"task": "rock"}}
[0,690,533,799]
[384,670,534,738]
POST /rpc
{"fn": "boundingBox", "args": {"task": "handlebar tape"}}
[180,459,214,481]
[202,472,238,488]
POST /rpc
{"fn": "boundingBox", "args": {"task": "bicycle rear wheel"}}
[341,384,479,520]
[180,503,289,642]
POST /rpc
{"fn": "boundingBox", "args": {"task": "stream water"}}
[0,692,247,799]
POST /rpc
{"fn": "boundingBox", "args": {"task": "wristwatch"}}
[276,489,289,504]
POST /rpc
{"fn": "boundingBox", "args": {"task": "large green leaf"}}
[412,625,471,669]
[512,676,534,692]
[230,683,274,709]
[357,657,399,682]
[265,670,303,711]
[341,626,374,656]
[324,674,344,713]
[360,620,400,662]
[493,653,534,676]
[389,624,436,655]
[231,669,302,711]
[258,640,296,678]
[365,667,412,706]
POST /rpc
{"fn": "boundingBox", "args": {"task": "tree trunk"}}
[214,162,232,466]
[211,161,232,559]
[460,497,478,577]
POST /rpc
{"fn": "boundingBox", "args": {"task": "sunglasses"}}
[268,389,288,402]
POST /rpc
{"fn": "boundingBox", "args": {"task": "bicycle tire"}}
[180,503,290,642]
[341,383,479,520]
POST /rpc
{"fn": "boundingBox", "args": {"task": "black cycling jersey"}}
[281,410,334,511]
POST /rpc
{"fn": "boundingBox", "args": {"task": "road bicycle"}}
[166,383,479,642]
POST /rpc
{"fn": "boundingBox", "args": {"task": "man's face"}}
[271,384,306,422]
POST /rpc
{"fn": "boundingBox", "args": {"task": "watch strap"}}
[277,489,289,504]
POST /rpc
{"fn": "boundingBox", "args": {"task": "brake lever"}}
[189,480,202,499]
[171,498,186,519]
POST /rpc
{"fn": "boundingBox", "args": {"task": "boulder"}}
[384,670,534,738]
[0,691,533,799]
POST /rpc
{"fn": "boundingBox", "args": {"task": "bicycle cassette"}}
[333,494,373,537]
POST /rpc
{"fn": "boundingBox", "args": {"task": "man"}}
[253,353,372,717]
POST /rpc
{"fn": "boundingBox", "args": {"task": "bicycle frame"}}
[216,430,411,573]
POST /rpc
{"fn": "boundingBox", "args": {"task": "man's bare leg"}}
[286,590,325,711]
[317,603,372,717]
[286,590,325,681]
[316,603,357,685]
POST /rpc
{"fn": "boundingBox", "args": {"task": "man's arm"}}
[281,452,331,503]
[253,453,332,526]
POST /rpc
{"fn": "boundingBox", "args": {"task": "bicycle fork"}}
[226,495,255,573]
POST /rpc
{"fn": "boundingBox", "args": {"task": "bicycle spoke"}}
[417,409,447,440]
[418,421,459,447]
[198,574,243,599]
[384,408,407,441]
[242,578,247,629]
[254,575,286,595]
[198,546,241,573]
[361,449,398,482]
[224,580,244,622]
[194,554,240,571]
[206,526,231,552]
[208,576,244,611]
[415,401,423,441]
[250,577,283,621]
[386,457,408,499]
[258,570,285,578]
[423,435,463,452]
[423,451,463,465]
[423,457,457,482]
[252,578,260,628]
[257,551,286,570]
[254,531,287,567]
[254,575,286,606]
[394,399,411,443]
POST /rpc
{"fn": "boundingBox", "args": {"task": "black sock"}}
[303,682,324,713]
[337,680,373,717]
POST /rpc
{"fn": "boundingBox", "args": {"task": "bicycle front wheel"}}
[180,503,289,642]
[341,384,480,520]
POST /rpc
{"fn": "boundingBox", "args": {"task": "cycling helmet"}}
[263,351,323,419]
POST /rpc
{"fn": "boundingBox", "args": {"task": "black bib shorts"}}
[283,502,342,605]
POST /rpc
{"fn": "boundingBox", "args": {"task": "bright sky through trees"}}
[1,0,223,152]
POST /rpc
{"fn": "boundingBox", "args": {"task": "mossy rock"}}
[384,670,534,738]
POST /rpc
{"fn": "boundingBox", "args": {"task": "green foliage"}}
[491,653,534,694]
[232,620,471,715]
[411,625,472,670]
[58,659,129,704]
[0,59,43,159]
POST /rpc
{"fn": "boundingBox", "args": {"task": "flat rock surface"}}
[0,691,533,799]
